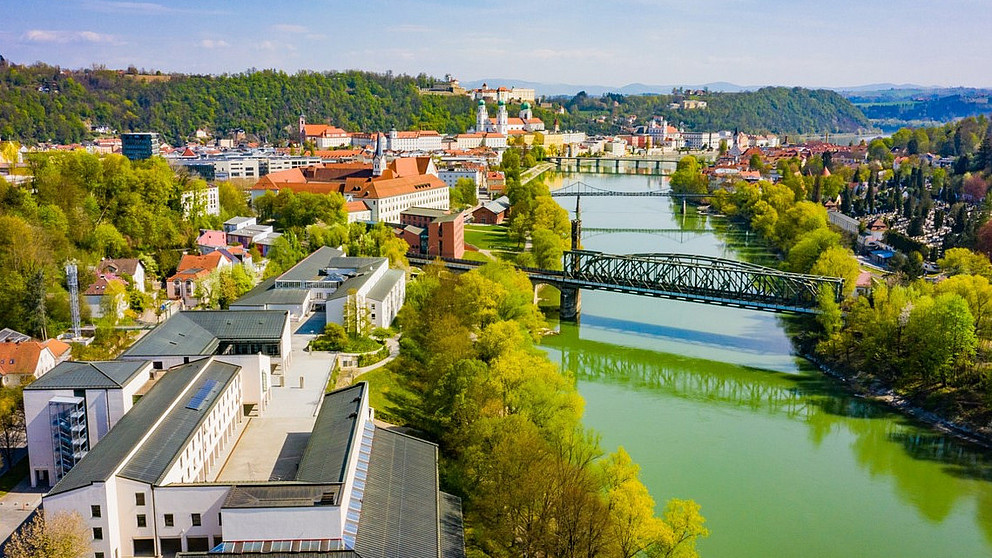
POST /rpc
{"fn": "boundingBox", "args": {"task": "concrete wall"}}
[221,506,343,542]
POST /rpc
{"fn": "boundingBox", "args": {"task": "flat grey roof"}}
[325,272,378,301]
[25,361,149,390]
[366,269,404,303]
[222,483,342,509]
[402,207,447,219]
[296,383,365,484]
[232,277,310,308]
[224,216,254,226]
[49,358,238,496]
[278,246,347,282]
[123,311,288,357]
[354,428,442,558]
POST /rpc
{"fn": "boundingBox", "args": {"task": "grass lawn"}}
[464,224,521,254]
[462,250,492,263]
[353,366,411,425]
[0,459,29,497]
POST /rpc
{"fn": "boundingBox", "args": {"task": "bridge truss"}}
[550,181,708,198]
[560,250,843,313]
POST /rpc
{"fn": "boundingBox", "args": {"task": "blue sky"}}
[1,0,990,87]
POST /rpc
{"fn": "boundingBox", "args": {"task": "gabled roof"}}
[49,358,240,496]
[41,338,71,360]
[297,383,366,483]
[0,328,30,343]
[122,310,289,357]
[25,360,149,390]
[354,428,442,558]
[196,229,227,248]
[97,258,143,277]
[0,342,48,376]
[84,274,127,296]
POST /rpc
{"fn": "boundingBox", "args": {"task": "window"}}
[93,527,103,540]
[135,492,145,506]
[91,504,101,518]
[191,513,201,527]
[136,514,146,528]
[95,553,105,558]
[218,512,222,526]
[164,514,174,527]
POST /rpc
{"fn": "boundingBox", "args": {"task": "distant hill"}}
[546,87,869,135]
[0,62,476,145]
[0,60,870,144]
[460,79,762,97]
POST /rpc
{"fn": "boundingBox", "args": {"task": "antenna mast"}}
[65,262,81,339]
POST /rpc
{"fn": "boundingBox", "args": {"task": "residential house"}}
[84,273,129,320]
[196,230,227,254]
[0,337,71,386]
[97,258,146,292]
[167,252,232,306]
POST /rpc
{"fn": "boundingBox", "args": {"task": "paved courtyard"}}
[214,332,337,482]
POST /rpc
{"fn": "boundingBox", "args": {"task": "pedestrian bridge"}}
[408,249,844,319]
[549,181,708,198]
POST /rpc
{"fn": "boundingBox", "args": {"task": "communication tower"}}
[65,262,81,339]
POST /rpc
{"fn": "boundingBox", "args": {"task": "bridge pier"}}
[615,159,620,172]
[559,287,582,322]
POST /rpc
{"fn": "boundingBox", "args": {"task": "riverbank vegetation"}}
[704,115,992,437]
[499,148,572,269]
[381,260,707,557]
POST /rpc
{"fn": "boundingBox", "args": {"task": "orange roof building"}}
[252,156,449,223]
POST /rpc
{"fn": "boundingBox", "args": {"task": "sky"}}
[1,0,991,89]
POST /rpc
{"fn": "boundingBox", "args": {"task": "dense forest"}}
[543,86,870,135]
[846,88,992,131]
[1,58,869,145]
[0,61,475,145]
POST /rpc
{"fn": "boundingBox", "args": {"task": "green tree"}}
[5,511,92,558]
[450,177,478,209]
[904,293,977,387]
[670,156,708,195]
[531,228,564,270]
[0,386,25,470]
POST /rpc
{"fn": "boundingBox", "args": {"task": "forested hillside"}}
[0,61,475,145]
[544,86,870,135]
[1,59,869,144]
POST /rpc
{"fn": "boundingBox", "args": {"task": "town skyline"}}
[2,0,991,88]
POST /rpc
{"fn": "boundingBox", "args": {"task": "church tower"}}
[298,114,306,143]
[476,99,489,133]
[496,100,508,135]
[372,133,386,177]
[520,102,532,131]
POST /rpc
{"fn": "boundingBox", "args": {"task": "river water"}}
[541,172,992,558]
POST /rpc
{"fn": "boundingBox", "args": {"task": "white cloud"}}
[199,39,230,49]
[271,24,308,33]
[258,40,298,52]
[23,30,122,44]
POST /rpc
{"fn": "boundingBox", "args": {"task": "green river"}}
[541,172,992,558]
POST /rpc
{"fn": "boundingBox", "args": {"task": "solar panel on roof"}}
[186,378,220,411]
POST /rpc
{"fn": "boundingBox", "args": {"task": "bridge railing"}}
[562,250,843,310]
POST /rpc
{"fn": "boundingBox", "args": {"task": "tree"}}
[5,510,92,558]
[531,228,564,270]
[0,386,25,470]
[809,246,861,296]
[343,289,372,337]
[603,447,666,558]
[938,247,992,278]
[450,177,478,209]
[903,293,977,388]
[670,156,707,196]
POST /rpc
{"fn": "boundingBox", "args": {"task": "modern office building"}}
[42,380,464,558]
[122,133,160,160]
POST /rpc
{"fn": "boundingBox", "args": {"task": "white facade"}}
[366,186,449,223]
[24,362,155,487]
[438,167,483,190]
[181,185,220,217]
[386,129,443,152]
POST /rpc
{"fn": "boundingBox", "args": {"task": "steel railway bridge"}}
[409,249,843,319]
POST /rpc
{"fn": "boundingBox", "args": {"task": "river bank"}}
[548,171,992,558]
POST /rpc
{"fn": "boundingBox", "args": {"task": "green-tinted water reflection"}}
[542,172,992,557]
